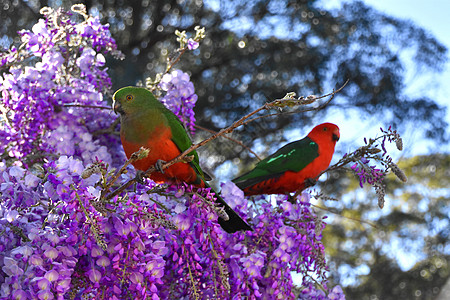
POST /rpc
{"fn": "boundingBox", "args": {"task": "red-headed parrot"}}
[113,86,252,233]
[232,123,340,195]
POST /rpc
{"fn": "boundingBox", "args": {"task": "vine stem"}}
[166,47,188,74]
[185,245,199,300]
[101,147,149,198]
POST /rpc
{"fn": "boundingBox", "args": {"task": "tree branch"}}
[194,124,261,160]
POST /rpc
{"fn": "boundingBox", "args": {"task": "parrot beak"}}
[112,99,122,115]
[332,127,340,142]
[332,129,340,142]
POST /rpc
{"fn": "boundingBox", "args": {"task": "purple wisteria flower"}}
[159,69,198,134]
[351,157,384,188]
[0,4,345,300]
[351,159,387,208]
[348,127,406,208]
[187,39,200,50]
[0,5,121,164]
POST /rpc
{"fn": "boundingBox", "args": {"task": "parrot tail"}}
[206,184,253,233]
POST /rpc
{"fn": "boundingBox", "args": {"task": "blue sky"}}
[363,0,450,118]
[326,0,450,155]
[205,0,450,156]
[298,0,450,163]
[272,0,450,157]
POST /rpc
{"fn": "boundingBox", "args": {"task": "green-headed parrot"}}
[232,123,340,195]
[112,86,252,233]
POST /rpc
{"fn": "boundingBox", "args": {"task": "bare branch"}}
[194,124,262,161]
[311,203,378,228]
[243,79,348,126]
[63,104,112,110]
[102,147,150,199]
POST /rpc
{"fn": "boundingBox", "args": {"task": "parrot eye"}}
[323,127,328,131]
[126,95,133,101]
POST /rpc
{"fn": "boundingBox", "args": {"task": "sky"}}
[362,0,450,113]
[309,0,450,275]
[259,0,450,160]
[324,0,450,155]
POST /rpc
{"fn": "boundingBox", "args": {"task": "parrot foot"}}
[155,159,166,173]
[286,178,316,203]
[287,194,297,204]
[134,170,146,184]
[304,177,316,188]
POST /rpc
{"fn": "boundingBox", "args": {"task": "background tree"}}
[1,0,449,298]
[2,0,448,150]
[322,154,450,299]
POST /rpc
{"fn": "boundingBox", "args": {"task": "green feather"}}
[233,137,319,185]
[113,87,252,233]
[113,86,207,181]
[160,105,208,180]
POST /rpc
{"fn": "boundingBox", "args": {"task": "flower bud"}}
[390,162,407,182]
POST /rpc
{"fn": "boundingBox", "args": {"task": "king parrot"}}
[112,86,252,233]
[232,123,340,195]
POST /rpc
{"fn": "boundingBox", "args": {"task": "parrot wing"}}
[233,137,319,187]
[163,108,211,181]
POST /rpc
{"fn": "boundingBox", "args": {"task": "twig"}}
[310,203,378,229]
[194,124,261,160]
[170,82,347,163]
[166,47,188,74]
[242,79,348,126]
[312,132,387,182]
[104,152,194,201]
[63,104,112,110]
[146,46,189,91]
[102,147,150,199]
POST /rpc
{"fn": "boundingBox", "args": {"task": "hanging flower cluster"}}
[222,189,331,299]
[339,126,406,208]
[0,4,346,300]
[159,69,198,135]
[0,5,122,164]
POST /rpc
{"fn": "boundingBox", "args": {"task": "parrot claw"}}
[287,194,297,204]
[155,159,166,174]
[289,187,306,204]
[304,177,316,188]
[135,170,146,184]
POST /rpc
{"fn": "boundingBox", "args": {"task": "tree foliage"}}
[322,154,450,299]
[1,0,448,152]
[0,0,449,298]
